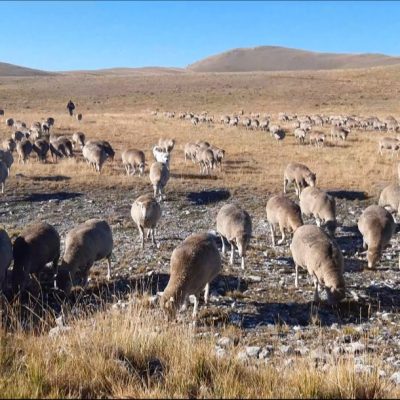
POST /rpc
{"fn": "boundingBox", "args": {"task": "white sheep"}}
[290,224,345,304]
[149,161,170,201]
[283,162,316,197]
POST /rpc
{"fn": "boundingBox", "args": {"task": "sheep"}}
[149,161,170,201]
[14,120,26,130]
[378,183,400,220]
[16,139,32,164]
[309,131,325,147]
[290,224,345,305]
[152,146,170,165]
[184,142,198,163]
[0,161,8,193]
[49,136,74,162]
[0,149,14,174]
[85,140,115,161]
[41,122,50,135]
[216,203,252,270]
[13,131,25,142]
[72,132,85,149]
[229,116,238,127]
[130,193,161,248]
[47,117,55,127]
[273,129,286,143]
[250,119,259,130]
[6,118,14,128]
[221,115,230,124]
[379,137,400,157]
[358,205,396,269]
[122,149,146,176]
[76,113,83,122]
[2,138,16,152]
[56,219,113,294]
[294,128,306,144]
[32,138,50,163]
[299,187,337,236]
[196,147,215,175]
[283,162,316,197]
[159,232,221,319]
[82,142,109,173]
[260,118,269,131]
[158,138,175,153]
[0,109,4,116]
[331,126,349,141]
[241,118,251,129]
[0,229,12,291]
[210,146,225,170]
[266,194,303,246]
[12,222,60,293]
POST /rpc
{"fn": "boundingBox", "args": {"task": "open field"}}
[2,66,400,397]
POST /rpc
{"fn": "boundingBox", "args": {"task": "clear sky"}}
[1,1,400,71]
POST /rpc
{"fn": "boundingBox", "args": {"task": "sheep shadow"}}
[30,175,71,182]
[328,190,368,201]
[186,189,230,205]
[171,173,218,180]
[14,192,83,203]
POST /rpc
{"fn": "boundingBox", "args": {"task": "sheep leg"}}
[124,165,130,175]
[313,276,320,302]
[295,264,299,288]
[363,239,367,250]
[52,253,60,289]
[180,295,188,312]
[269,223,276,247]
[139,226,145,249]
[283,178,288,194]
[146,229,151,239]
[151,229,156,245]
[316,218,321,227]
[204,283,210,304]
[241,256,245,270]
[192,295,199,318]
[1,183,3,194]
[229,242,235,265]
[220,234,226,255]
[277,225,286,245]
[106,255,112,280]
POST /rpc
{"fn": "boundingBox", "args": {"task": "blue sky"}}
[1,1,400,71]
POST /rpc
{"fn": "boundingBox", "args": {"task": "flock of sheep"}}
[0,106,400,321]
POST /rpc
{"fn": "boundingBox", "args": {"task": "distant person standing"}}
[66,99,75,116]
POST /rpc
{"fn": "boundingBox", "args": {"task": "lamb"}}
[378,183,400,219]
[72,132,85,149]
[149,161,170,201]
[0,149,14,174]
[159,232,221,319]
[300,187,337,236]
[130,193,162,248]
[283,162,316,197]
[266,195,303,246]
[358,205,395,269]
[56,219,113,294]
[2,138,16,152]
[378,137,400,157]
[32,139,50,163]
[121,149,146,176]
[0,229,12,292]
[12,222,60,293]
[158,138,175,153]
[16,139,32,164]
[309,131,325,147]
[216,203,252,270]
[0,161,8,193]
[294,128,306,144]
[290,225,345,304]
[82,142,109,173]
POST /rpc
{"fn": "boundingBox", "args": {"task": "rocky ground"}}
[2,174,400,384]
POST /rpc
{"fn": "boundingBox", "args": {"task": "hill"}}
[0,61,52,77]
[187,45,400,72]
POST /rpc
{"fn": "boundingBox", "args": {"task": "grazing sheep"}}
[284,162,316,197]
[6,118,14,128]
[221,115,230,124]
[331,126,350,141]
[12,222,60,293]
[47,117,55,127]
[149,161,170,200]
[358,205,395,269]
[13,131,25,142]
[294,128,306,144]
[309,131,325,147]
[16,139,32,164]
[290,224,345,304]
[0,229,12,291]
[49,136,73,162]
[196,147,215,175]
[229,116,238,127]
[210,146,225,170]
[130,193,161,248]
[378,183,400,219]
[56,219,113,294]
[122,149,146,176]
[273,128,286,143]
[300,187,337,236]
[82,142,109,173]
[379,137,400,157]
[14,120,26,130]
[216,203,252,270]
[0,161,8,193]
[260,118,269,131]
[41,122,50,135]
[85,140,115,161]
[159,232,221,319]
[250,119,259,130]
[2,138,16,152]
[266,194,303,246]
[0,149,14,174]
[158,138,175,153]
[32,139,50,163]
[72,132,85,149]
[184,142,198,163]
